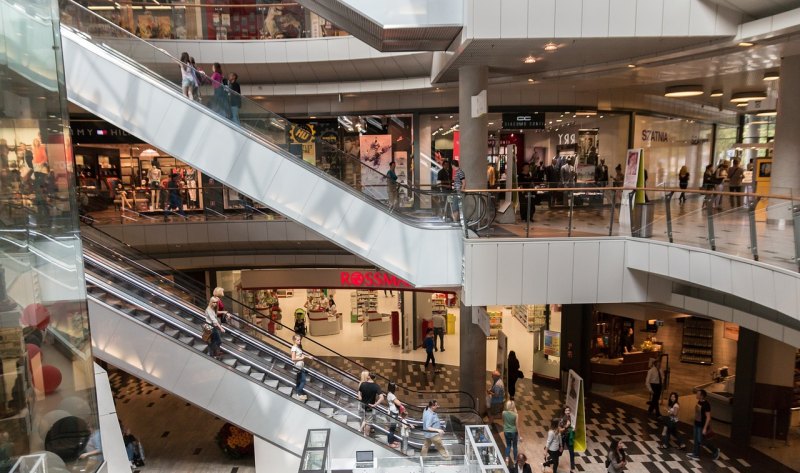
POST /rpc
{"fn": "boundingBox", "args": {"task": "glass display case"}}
[465,425,509,473]
[299,429,329,473]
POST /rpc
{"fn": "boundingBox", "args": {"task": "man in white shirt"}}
[432,313,446,352]
[646,357,663,417]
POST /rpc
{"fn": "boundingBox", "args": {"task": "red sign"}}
[340,271,412,288]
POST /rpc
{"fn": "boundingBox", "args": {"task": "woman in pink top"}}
[210,62,228,117]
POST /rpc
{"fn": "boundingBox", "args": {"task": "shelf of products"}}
[350,290,377,323]
[305,289,326,311]
[794,350,800,408]
[487,310,503,340]
[511,305,546,332]
[431,294,447,319]
[681,317,714,365]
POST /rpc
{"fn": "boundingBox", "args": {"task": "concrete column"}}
[459,304,488,412]
[559,305,593,391]
[730,328,758,445]
[458,65,488,191]
[770,54,800,220]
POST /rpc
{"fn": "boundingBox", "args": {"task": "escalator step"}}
[264,380,279,388]
[346,421,361,430]
[222,357,237,367]
[235,342,246,349]
[235,365,251,375]
[134,314,151,323]
[306,400,320,410]
[250,372,265,382]
[278,386,293,396]
[319,407,334,417]
[333,414,348,423]
[151,322,166,331]
[178,336,193,345]
[164,328,180,338]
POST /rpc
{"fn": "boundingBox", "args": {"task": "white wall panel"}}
[496,243,524,304]
[521,242,549,304]
[597,240,625,302]
[171,352,226,407]
[784,328,800,348]
[709,255,732,294]
[774,272,799,319]
[473,0,502,38]
[684,296,709,315]
[247,222,269,242]
[572,241,600,303]
[554,0,582,37]
[688,0,717,35]
[242,42,267,63]
[206,222,229,242]
[500,0,528,38]
[752,266,777,310]
[608,0,637,36]
[469,243,500,305]
[621,268,648,302]
[662,0,690,35]
[284,41,309,62]
[758,318,784,343]
[581,0,610,37]
[220,42,245,64]
[307,40,330,62]
[207,370,259,425]
[648,243,669,275]
[529,0,557,37]
[547,242,574,302]
[140,332,193,392]
[730,260,754,301]
[708,302,733,322]
[733,309,758,331]
[626,240,649,271]
[635,0,664,36]
[103,317,157,373]
[689,252,711,287]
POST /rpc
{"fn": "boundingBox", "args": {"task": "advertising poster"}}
[576,164,595,183]
[565,370,587,453]
[289,123,316,165]
[543,330,561,356]
[359,135,392,200]
[578,129,599,165]
[453,131,460,163]
[393,151,409,207]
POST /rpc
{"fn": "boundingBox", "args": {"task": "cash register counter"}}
[308,309,342,336]
[693,376,735,423]
[590,351,660,390]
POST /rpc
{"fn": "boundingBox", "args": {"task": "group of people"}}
[434,159,467,221]
[179,53,242,124]
[701,158,747,210]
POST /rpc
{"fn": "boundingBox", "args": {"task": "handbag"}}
[517,370,524,379]
[295,360,305,370]
[704,426,715,439]
[201,324,213,342]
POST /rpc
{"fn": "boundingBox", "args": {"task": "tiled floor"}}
[107,356,794,473]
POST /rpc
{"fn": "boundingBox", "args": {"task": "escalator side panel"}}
[62,29,462,288]
[87,297,397,458]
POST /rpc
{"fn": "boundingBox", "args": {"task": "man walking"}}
[486,370,505,424]
[421,400,451,459]
[357,371,384,437]
[424,329,439,372]
[432,312,446,352]
[451,160,466,221]
[728,158,744,208]
[386,161,399,209]
[646,357,663,417]
[227,73,241,124]
[688,389,720,460]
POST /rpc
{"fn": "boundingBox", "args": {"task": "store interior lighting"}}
[664,85,704,97]
[543,42,558,52]
[709,90,723,97]
[524,55,536,64]
[756,110,778,116]
[763,71,780,81]
[738,41,755,47]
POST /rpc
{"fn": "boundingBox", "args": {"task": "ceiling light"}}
[730,91,767,103]
[664,85,704,97]
[627,64,636,68]
[309,116,316,119]
[756,110,777,116]
[709,90,723,97]
[488,122,494,125]
[524,56,536,64]
[738,41,754,47]
[763,71,780,81]
[543,42,558,52]
[434,115,439,119]
[736,103,748,108]
[528,78,534,82]
[576,110,597,116]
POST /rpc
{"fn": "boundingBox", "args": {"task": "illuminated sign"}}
[340,271,412,288]
[502,112,545,129]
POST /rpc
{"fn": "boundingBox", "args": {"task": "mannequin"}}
[185,168,197,209]
[147,162,162,210]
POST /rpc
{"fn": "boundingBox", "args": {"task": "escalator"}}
[58,1,464,289]
[80,225,480,459]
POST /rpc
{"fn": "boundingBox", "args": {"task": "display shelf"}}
[431,294,447,318]
[681,317,714,365]
[511,305,546,332]
[350,290,377,323]
[487,310,503,340]
[794,350,800,408]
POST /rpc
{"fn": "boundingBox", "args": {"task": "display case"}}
[681,317,714,365]
[511,305,546,332]
[350,290,377,323]
[464,425,509,472]
[487,311,503,340]
[299,429,330,473]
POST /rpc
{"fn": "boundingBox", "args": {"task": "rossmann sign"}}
[340,271,412,288]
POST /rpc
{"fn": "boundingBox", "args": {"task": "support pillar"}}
[559,305,593,391]
[458,65,488,191]
[731,328,758,445]
[459,304,488,412]
[769,54,800,221]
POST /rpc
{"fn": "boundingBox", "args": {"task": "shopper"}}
[424,329,438,372]
[507,350,520,400]
[486,370,505,424]
[688,389,720,460]
[542,418,562,473]
[561,407,576,472]
[502,400,520,467]
[386,161,399,209]
[713,161,728,209]
[518,164,535,222]
[516,453,532,473]
[646,357,663,417]
[210,62,228,117]
[421,400,451,459]
[205,296,225,358]
[179,52,197,100]
[701,164,716,209]
[660,392,686,450]
[605,438,627,472]
[451,160,466,221]
[434,160,452,218]
[385,382,405,417]
[620,327,634,354]
[595,158,609,186]
[612,164,624,187]
[357,371,384,436]
[212,287,229,323]
[122,426,145,468]
[728,158,744,208]
[291,334,313,401]
[432,312,446,352]
[164,173,186,218]
[227,72,241,124]
[189,57,202,101]
[678,165,690,204]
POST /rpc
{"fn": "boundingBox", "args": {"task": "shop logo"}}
[558,133,576,145]
[340,271,412,288]
[641,130,669,142]
[289,123,316,143]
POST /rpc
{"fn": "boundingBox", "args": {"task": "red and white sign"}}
[340,271,411,288]
[240,268,415,290]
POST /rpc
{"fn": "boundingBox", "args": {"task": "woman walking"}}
[507,351,521,400]
[701,164,715,209]
[179,52,197,100]
[659,392,686,449]
[502,400,520,468]
[542,418,562,473]
[204,296,225,358]
[210,62,228,117]
[291,334,313,401]
[561,407,576,472]
[678,166,690,204]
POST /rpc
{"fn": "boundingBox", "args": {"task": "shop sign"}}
[502,112,544,129]
[289,123,316,143]
[641,129,669,142]
[70,121,132,143]
[340,271,411,288]
[558,133,576,145]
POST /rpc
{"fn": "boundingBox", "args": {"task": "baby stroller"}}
[294,308,307,336]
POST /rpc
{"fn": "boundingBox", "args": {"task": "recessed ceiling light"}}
[449,115,453,119]
[434,115,439,119]
[664,85,704,97]
[763,71,780,81]
[544,42,558,52]
[730,91,767,103]
[709,90,723,97]
[627,64,636,68]
[488,122,494,125]
[756,110,777,116]
[736,103,749,108]
[309,116,316,119]
[738,41,755,47]
[556,119,562,122]
[524,55,536,64]
[528,78,534,83]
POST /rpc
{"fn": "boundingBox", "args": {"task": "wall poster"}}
[577,129,599,165]
[359,134,392,200]
[543,330,561,356]
[565,370,587,453]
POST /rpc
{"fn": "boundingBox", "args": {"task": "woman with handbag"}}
[291,334,313,401]
[659,392,686,449]
[204,296,225,358]
[507,351,521,400]
[560,407,576,472]
[542,418,562,473]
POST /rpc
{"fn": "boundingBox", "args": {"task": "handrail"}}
[80,225,480,411]
[462,186,796,201]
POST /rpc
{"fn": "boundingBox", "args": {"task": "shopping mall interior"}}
[3,0,800,472]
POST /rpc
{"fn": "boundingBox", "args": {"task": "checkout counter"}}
[308,309,342,336]
[694,375,735,423]
[590,351,660,390]
[363,311,391,338]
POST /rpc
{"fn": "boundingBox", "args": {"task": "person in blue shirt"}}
[386,161,399,209]
[421,400,450,459]
[424,329,439,373]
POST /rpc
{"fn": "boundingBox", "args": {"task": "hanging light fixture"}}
[543,42,558,52]
[524,55,536,64]
[664,85,704,97]
[709,90,723,97]
[763,71,780,81]
[730,91,767,103]
[756,110,778,116]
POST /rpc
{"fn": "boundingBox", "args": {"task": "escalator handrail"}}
[61,1,459,230]
[80,225,479,411]
[83,275,421,450]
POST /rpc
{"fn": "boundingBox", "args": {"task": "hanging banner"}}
[359,134,392,200]
[565,370,587,453]
[619,148,642,226]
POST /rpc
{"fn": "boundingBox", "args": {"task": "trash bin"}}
[446,313,456,335]
[631,201,655,238]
